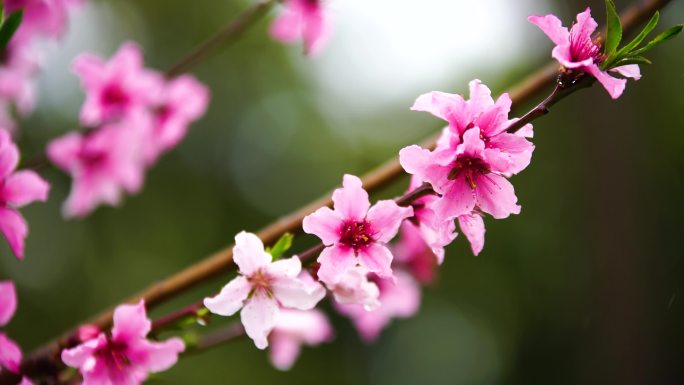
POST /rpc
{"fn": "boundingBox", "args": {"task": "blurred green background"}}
[2,0,683,384]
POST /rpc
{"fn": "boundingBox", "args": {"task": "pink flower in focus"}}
[143,75,210,164]
[47,114,148,218]
[204,232,326,349]
[0,130,49,259]
[0,281,21,374]
[268,309,333,371]
[336,270,421,343]
[270,0,329,55]
[62,300,184,385]
[529,8,641,99]
[303,174,414,285]
[72,42,163,126]
[326,265,380,310]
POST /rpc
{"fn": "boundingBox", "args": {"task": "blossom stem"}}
[4,1,671,382]
[166,0,278,77]
[193,322,246,352]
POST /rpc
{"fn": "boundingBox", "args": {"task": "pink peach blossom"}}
[61,300,185,385]
[326,265,380,310]
[0,281,21,374]
[4,0,82,44]
[0,130,49,259]
[268,308,333,371]
[303,174,413,285]
[72,42,163,127]
[336,270,421,343]
[143,75,210,164]
[204,232,326,349]
[47,113,148,218]
[529,8,641,99]
[270,0,329,55]
[392,222,440,284]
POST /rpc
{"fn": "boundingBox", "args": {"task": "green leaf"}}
[604,0,622,55]
[631,24,684,56]
[0,10,23,52]
[266,232,294,259]
[614,11,659,58]
[615,56,652,66]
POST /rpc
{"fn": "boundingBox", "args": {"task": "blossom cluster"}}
[47,42,210,218]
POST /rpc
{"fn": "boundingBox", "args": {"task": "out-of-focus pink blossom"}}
[0,46,40,118]
[62,300,184,385]
[336,270,421,343]
[204,232,326,349]
[268,308,333,371]
[0,281,21,374]
[326,265,380,310]
[47,113,148,218]
[392,222,439,284]
[0,130,49,259]
[529,8,641,99]
[303,174,413,285]
[270,0,329,55]
[143,75,210,164]
[4,0,83,44]
[72,42,164,127]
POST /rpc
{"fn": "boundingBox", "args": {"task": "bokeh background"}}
[2,0,683,384]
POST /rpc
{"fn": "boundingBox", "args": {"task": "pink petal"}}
[357,244,394,278]
[204,276,251,316]
[467,79,495,112]
[474,174,521,219]
[328,266,380,310]
[332,175,370,222]
[269,333,302,371]
[266,256,302,279]
[61,335,103,368]
[528,14,569,46]
[272,308,333,343]
[0,207,28,260]
[552,44,594,69]
[270,6,302,44]
[571,8,598,42]
[316,244,357,285]
[458,213,486,256]
[233,231,271,276]
[19,378,34,385]
[271,277,324,310]
[302,206,343,245]
[366,200,413,244]
[302,4,327,56]
[0,332,22,373]
[2,170,50,208]
[585,64,626,99]
[140,338,185,372]
[112,42,144,74]
[410,91,466,130]
[485,133,535,175]
[46,131,83,170]
[0,130,19,181]
[457,127,486,158]
[399,145,451,194]
[0,281,17,326]
[112,300,151,342]
[610,64,641,80]
[432,176,476,221]
[71,54,106,88]
[241,293,279,350]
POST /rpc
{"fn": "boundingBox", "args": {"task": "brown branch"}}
[6,0,672,383]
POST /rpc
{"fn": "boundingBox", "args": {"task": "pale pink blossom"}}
[204,232,326,349]
[326,265,380,310]
[72,42,163,127]
[529,8,641,99]
[0,46,40,118]
[0,130,49,259]
[0,281,21,374]
[303,174,414,285]
[47,113,148,218]
[143,75,210,164]
[270,0,329,55]
[61,300,184,385]
[401,127,521,223]
[4,0,83,44]
[336,270,421,343]
[268,309,333,371]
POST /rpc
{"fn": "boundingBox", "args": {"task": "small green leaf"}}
[604,0,622,55]
[631,24,684,56]
[266,233,294,259]
[615,56,652,66]
[0,10,22,52]
[614,11,659,58]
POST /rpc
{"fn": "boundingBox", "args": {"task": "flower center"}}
[101,84,130,110]
[569,32,602,63]
[447,156,490,189]
[340,221,373,250]
[96,340,130,371]
[248,269,272,296]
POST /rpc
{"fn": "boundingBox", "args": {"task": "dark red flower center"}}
[101,84,130,109]
[448,156,490,189]
[96,340,130,371]
[340,221,373,250]
[569,32,602,63]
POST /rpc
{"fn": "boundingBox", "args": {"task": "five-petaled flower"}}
[62,300,185,385]
[303,174,414,286]
[204,231,326,349]
[0,130,50,259]
[270,0,329,55]
[529,8,641,99]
